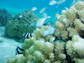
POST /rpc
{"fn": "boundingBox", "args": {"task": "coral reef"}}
[32,26,55,42]
[7,26,66,63]
[55,1,84,41]
[6,1,84,63]
[0,9,12,26]
[66,35,84,63]
[5,10,38,39]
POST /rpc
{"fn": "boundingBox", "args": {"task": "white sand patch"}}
[0,27,22,63]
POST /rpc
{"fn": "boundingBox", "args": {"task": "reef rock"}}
[0,9,12,26]
[5,10,38,39]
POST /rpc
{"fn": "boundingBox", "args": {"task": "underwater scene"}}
[0,0,84,63]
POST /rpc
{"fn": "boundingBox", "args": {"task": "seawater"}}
[0,0,76,22]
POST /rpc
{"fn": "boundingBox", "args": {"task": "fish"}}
[42,27,56,36]
[65,7,68,10]
[19,14,23,18]
[23,32,32,39]
[42,13,48,18]
[39,7,47,13]
[55,13,61,19]
[49,0,57,5]
[56,0,65,4]
[36,13,51,27]
[36,18,46,27]
[47,16,51,18]
[42,30,50,36]
[31,7,37,11]
[42,13,51,18]
[50,37,56,42]
[71,0,76,6]
[30,22,36,26]
[16,46,24,55]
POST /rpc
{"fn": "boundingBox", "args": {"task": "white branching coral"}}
[66,35,84,63]
[55,1,84,41]
[7,25,65,63]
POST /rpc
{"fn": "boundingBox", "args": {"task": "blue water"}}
[0,0,77,22]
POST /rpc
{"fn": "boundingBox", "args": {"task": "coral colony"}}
[5,10,38,39]
[7,1,84,63]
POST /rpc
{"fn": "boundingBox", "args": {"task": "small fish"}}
[56,0,65,4]
[42,13,48,18]
[65,7,68,10]
[42,13,51,18]
[16,46,24,55]
[30,22,36,26]
[42,27,56,36]
[42,31,50,36]
[47,27,56,34]
[36,13,51,27]
[23,32,32,39]
[55,13,60,19]
[47,16,51,18]
[50,37,56,42]
[49,0,57,5]
[31,7,37,11]
[19,14,23,18]
[71,0,76,6]
[36,18,46,27]
[39,7,47,13]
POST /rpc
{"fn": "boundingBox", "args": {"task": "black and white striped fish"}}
[23,32,32,39]
[16,46,24,55]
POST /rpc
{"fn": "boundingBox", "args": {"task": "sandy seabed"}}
[0,27,22,63]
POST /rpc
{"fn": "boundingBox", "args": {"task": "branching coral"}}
[7,26,66,63]
[55,1,84,41]
[32,26,56,42]
[7,40,66,63]
[66,35,84,63]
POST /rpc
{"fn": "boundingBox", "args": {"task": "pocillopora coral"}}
[32,26,56,42]
[66,35,84,63]
[7,26,66,63]
[7,1,84,63]
[55,1,84,41]
[5,10,38,39]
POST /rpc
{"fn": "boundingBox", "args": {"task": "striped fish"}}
[23,32,32,39]
[16,46,24,55]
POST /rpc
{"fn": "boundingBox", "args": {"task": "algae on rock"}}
[5,10,38,39]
